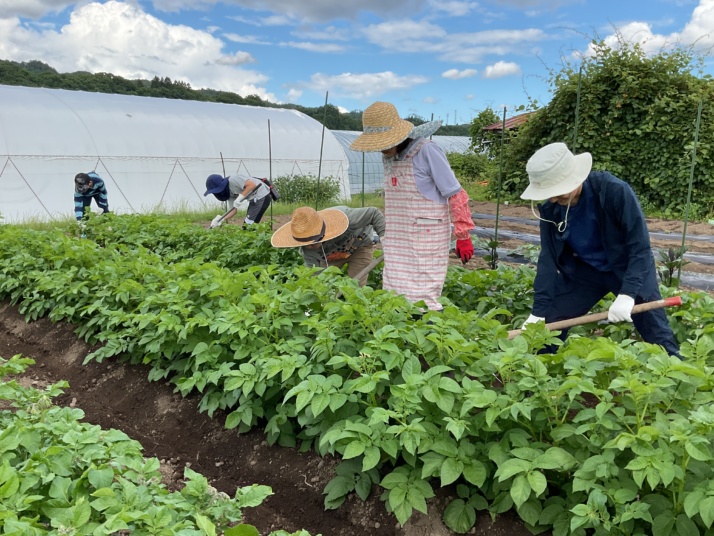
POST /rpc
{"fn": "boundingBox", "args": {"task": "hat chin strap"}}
[531,199,571,233]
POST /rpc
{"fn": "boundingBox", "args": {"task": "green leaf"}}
[88,467,114,489]
[685,442,712,462]
[700,496,714,529]
[675,513,700,536]
[533,447,577,470]
[324,475,352,507]
[381,471,408,489]
[496,458,531,481]
[406,485,429,515]
[527,470,547,496]
[343,440,366,460]
[570,504,590,516]
[510,474,531,509]
[517,499,541,527]
[462,460,488,488]
[540,503,565,525]
[355,473,373,501]
[310,393,330,417]
[441,458,464,487]
[225,411,241,430]
[0,462,20,499]
[195,514,217,536]
[683,490,704,519]
[363,446,381,472]
[444,499,476,533]
[236,484,272,508]
[225,525,261,536]
[652,512,676,536]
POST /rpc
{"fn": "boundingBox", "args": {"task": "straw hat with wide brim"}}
[410,120,442,140]
[521,142,593,200]
[350,102,415,152]
[271,207,349,248]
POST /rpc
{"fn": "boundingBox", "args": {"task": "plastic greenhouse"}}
[331,130,472,195]
[0,84,350,222]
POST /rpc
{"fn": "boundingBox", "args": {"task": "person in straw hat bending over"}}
[350,101,475,311]
[271,206,385,287]
[520,142,679,357]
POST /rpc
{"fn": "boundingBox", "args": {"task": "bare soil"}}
[3,201,712,536]
[0,301,530,535]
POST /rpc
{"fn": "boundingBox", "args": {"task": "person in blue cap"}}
[204,173,271,228]
[74,172,109,221]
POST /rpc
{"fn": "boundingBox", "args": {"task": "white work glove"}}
[608,294,635,323]
[209,215,224,229]
[234,194,246,207]
[522,314,545,329]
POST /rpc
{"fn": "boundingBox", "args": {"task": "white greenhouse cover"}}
[0,84,350,222]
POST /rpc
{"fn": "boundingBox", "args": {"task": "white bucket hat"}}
[521,142,592,200]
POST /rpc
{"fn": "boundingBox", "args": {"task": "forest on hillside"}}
[0,59,470,135]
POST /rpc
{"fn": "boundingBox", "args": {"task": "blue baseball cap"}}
[204,174,229,196]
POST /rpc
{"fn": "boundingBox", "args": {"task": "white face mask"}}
[531,199,572,233]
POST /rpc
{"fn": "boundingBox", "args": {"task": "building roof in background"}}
[483,111,536,131]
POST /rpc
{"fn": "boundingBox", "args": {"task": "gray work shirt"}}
[228,174,270,208]
[301,206,385,267]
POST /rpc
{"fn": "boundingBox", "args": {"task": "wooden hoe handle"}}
[354,254,384,283]
[334,254,384,300]
[507,296,683,340]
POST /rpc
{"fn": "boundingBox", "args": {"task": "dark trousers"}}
[543,259,680,356]
[245,196,271,224]
[75,194,109,220]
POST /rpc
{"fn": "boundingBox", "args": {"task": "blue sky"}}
[0,0,710,125]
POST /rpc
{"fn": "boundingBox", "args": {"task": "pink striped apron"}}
[382,138,450,310]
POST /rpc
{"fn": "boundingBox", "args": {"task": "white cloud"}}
[581,1,714,59]
[303,71,429,99]
[292,25,351,41]
[280,41,346,52]
[362,19,447,42]
[0,1,276,101]
[483,60,521,78]
[224,33,270,44]
[442,68,477,79]
[152,0,427,23]
[286,88,302,102]
[427,0,479,17]
[671,0,714,48]
[215,51,255,65]
[0,0,74,19]
[362,20,546,63]
[483,0,582,7]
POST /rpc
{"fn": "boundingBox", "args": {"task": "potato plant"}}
[1,216,714,535]
[0,355,313,536]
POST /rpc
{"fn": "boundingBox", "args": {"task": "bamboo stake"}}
[677,100,702,288]
[316,91,328,210]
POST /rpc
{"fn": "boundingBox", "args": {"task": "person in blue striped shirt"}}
[74,172,109,221]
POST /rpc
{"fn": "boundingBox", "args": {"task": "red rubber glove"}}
[455,238,474,264]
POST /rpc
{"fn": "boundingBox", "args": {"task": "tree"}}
[468,107,500,154]
[495,37,714,215]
